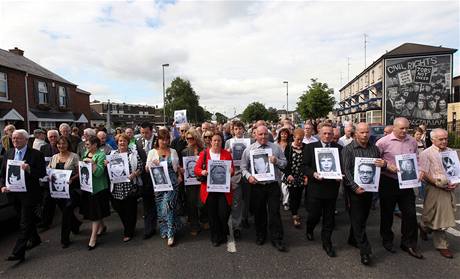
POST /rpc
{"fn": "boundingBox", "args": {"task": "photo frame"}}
[183,156,200,186]
[250,148,275,181]
[354,157,381,192]
[49,169,72,199]
[174,109,187,125]
[107,152,130,184]
[314,147,342,179]
[440,150,460,184]
[230,138,250,166]
[207,160,231,193]
[149,161,173,192]
[6,160,26,192]
[79,161,93,193]
[395,153,421,189]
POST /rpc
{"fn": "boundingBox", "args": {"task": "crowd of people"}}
[0,116,457,267]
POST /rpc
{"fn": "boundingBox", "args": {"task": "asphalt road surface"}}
[1,191,460,279]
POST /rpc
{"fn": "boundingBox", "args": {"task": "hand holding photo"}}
[440,150,460,184]
[354,157,381,192]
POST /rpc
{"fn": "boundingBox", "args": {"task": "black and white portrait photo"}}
[78,161,93,193]
[149,161,173,192]
[6,159,26,192]
[49,169,72,199]
[206,160,231,193]
[395,154,420,189]
[186,160,196,179]
[249,149,275,182]
[174,110,187,125]
[183,156,199,186]
[440,150,460,184]
[314,148,342,179]
[399,159,417,181]
[107,153,130,183]
[230,138,250,166]
[353,157,381,192]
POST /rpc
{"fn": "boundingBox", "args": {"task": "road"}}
[1,191,460,279]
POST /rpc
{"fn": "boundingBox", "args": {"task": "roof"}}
[340,43,457,92]
[90,109,105,120]
[76,88,91,95]
[0,48,75,85]
[28,109,76,122]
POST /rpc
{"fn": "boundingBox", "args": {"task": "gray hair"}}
[84,128,96,137]
[430,128,447,139]
[13,129,29,140]
[47,129,59,137]
[59,123,71,131]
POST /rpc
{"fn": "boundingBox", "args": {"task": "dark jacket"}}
[283,142,307,177]
[302,141,342,199]
[1,147,46,204]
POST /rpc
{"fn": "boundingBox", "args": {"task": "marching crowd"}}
[0,116,458,267]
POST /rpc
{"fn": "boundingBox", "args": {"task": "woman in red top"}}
[195,132,234,247]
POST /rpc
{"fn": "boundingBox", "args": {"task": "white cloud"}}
[0,0,458,117]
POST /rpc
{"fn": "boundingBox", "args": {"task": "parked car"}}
[369,125,385,144]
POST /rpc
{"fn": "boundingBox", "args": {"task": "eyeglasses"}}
[180,130,186,132]
[186,137,194,140]
[204,136,212,139]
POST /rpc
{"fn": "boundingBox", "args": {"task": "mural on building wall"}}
[384,54,451,128]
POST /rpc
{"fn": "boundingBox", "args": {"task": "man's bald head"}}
[255,125,269,145]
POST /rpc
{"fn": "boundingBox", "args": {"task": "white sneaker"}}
[167,237,174,247]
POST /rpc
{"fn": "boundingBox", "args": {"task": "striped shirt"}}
[342,140,381,192]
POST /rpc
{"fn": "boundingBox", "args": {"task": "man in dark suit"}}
[1,129,46,262]
[135,122,157,239]
[302,123,343,257]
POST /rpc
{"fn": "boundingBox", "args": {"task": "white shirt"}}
[338,135,353,146]
[210,150,220,160]
[302,135,318,144]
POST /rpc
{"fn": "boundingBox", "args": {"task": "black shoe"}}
[26,239,42,250]
[361,254,371,265]
[323,244,336,257]
[306,232,314,241]
[400,246,424,259]
[143,232,155,240]
[6,255,25,262]
[256,237,265,246]
[383,243,396,253]
[88,243,97,251]
[271,240,287,252]
[233,229,241,240]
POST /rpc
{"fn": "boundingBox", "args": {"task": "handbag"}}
[196,149,208,182]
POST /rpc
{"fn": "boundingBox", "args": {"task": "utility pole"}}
[106,99,111,133]
[347,57,351,81]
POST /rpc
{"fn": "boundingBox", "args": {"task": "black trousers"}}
[142,185,157,235]
[206,192,230,243]
[251,182,283,241]
[288,186,304,216]
[347,190,373,255]
[10,194,41,258]
[186,185,208,231]
[41,187,57,226]
[55,191,81,244]
[112,196,138,238]
[379,175,418,249]
[306,197,336,246]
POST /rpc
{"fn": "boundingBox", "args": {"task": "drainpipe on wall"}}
[24,73,30,132]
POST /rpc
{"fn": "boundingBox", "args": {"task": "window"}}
[39,121,56,129]
[58,86,68,107]
[38,81,49,104]
[0,72,7,99]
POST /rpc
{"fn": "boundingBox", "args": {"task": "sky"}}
[1,0,459,117]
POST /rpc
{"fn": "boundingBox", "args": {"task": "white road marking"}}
[447,228,460,237]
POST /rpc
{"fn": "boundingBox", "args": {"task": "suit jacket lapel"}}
[22,147,31,163]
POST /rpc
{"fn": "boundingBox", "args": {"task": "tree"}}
[215,112,228,124]
[296,78,335,120]
[164,77,208,124]
[266,107,280,123]
[241,102,269,123]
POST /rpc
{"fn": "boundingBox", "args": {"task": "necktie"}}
[325,143,330,148]
[16,150,22,160]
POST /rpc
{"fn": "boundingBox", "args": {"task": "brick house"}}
[0,47,91,132]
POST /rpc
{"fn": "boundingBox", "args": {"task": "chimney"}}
[9,47,24,56]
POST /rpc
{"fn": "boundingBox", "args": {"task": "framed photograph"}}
[207,160,231,193]
[149,161,173,192]
[354,157,381,192]
[314,148,342,179]
[174,110,187,125]
[183,156,200,185]
[107,153,130,184]
[230,138,250,166]
[6,160,26,192]
[395,154,421,189]
[250,148,275,182]
[79,161,93,193]
[440,150,460,184]
[49,169,72,199]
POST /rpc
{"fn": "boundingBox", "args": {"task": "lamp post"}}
[162,63,169,125]
[283,81,288,118]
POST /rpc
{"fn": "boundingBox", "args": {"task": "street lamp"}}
[283,81,289,117]
[162,63,169,125]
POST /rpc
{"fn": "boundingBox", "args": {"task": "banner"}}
[384,54,451,128]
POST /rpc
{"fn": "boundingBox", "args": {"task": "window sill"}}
[0,98,12,103]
